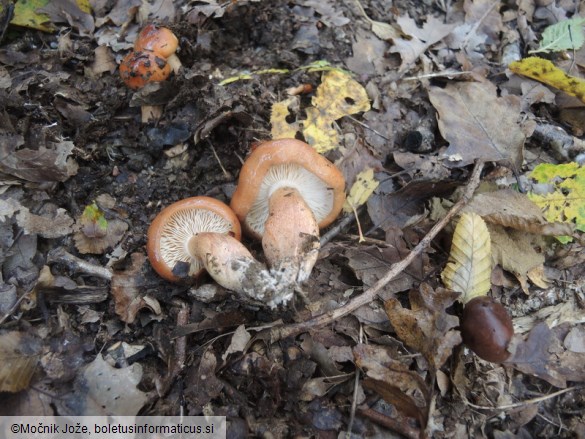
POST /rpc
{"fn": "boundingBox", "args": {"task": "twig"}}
[531,122,585,161]
[346,325,364,438]
[402,70,472,81]
[357,406,420,439]
[47,248,113,280]
[267,160,485,342]
[346,115,391,141]
[320,208,364,247]
[172,302,189,377]
[462,385,582,411]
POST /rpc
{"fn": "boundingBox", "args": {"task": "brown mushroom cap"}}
[134,24,179,59]
[230,139,346,238]
[147,197,241,282]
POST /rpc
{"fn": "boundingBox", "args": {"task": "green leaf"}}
[529,16,585,54]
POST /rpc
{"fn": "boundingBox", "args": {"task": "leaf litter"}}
[1,0,585,437]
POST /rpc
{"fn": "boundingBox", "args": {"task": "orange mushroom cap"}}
[147,197,242,282]
[230,138,346,239]
[134,24,179,59]
[119,50,171,90]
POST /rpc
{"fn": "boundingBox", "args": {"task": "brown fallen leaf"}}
[0,332,42,393]
[390,15,455,72]
[111,253,161,323]
[508,323,585,388]
[488,225,546,293]
[0,135,79,183]
[463,189,574,236]
[428,80,526,168]
[384,283,462,371]
[354,343,429,428]
[344,244,421,299]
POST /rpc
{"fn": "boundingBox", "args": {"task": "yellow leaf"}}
[441,213,492,302]
[11,0,54,32]
[343,168,379,213]
[509,57,585,104]
[303,70,370,153]
[270,96,301,139]
[528,162,584,243]
[11,0,91,32]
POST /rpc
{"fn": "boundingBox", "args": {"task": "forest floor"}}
[0,0,584,438]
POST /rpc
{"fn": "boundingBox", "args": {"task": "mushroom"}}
[460,296,514,363]
[134,24,178,59]
[230,139,345,288]
[119,23,181,122]
[147,196,276,300]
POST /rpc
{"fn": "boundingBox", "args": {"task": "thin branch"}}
[267,160,486,342]
[462,385,582,411]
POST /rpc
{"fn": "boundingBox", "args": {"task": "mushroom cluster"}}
[147,139,346,308]
[119,24,181,90]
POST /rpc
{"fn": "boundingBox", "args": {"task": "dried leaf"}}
[15,205,74,239]
[528,162,585,243]
[303,70,370,153]
[441,213,492,302]
[343,168,379,213]
[351,0,400,40]
[111,253,160,323]
[488,225,545,294]
[463,189,574,236]
[390,15,455,72]
[429,81,525,168]
[69,355,147,415]
[508,323,585,388]
[186,349,224,410]
[509,57,585,104]
[0,332,41,393]
[354,344,429,426]
[222,324,251,361]
[384,284,462,370]
[0,137,78,183]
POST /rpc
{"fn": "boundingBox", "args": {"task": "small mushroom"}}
[134,24,178,59]
[119,24,181,122]
[147,197,273,299]
[230,139,345,287]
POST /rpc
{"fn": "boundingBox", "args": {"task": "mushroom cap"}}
[119,50,171,90]
[230,139,346,239]
[134,24,179,59]
[147,197,242,282]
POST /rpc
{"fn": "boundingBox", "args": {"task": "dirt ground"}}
[0,0,584,437]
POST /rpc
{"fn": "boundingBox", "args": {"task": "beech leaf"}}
[441,212,492,302]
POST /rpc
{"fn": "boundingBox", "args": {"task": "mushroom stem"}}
[263,187,320,285]
[188,232,285,304]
